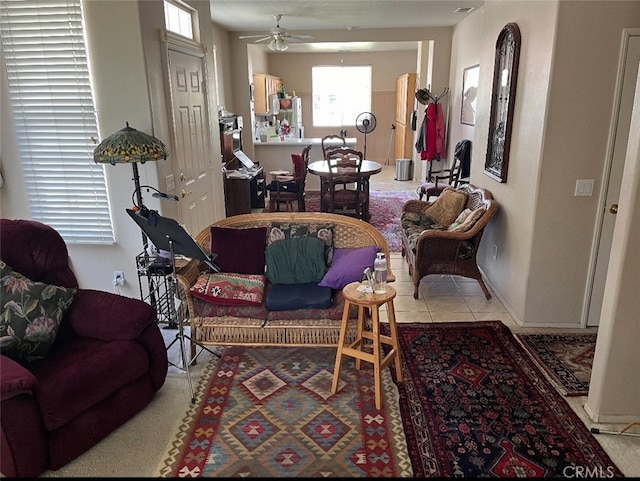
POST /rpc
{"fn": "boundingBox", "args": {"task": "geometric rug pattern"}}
[156,347,412,477]
[516,333,596,396]
[305,189,418,252]
[385,321,621,478]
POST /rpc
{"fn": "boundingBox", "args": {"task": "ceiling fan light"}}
[268,36,288,52]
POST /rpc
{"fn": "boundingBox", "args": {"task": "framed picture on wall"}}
[461,64,479,126]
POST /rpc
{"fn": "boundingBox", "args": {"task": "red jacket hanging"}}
[423,102,446,161]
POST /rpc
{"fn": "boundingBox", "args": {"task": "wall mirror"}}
[484,23,521,183]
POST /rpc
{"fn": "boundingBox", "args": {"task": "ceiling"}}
[208,0,485,53]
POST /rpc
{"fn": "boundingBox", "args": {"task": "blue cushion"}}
[266,282,333,310]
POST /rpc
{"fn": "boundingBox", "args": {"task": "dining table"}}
[307,159,383,221]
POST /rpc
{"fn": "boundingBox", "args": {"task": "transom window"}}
[164,0,194,40]
[312,66,372,127]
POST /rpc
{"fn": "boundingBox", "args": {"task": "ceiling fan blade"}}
[287,34,315,40]
[239,34,271,39]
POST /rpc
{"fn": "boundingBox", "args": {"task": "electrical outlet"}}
[113,271,125,286]
[492,244,498,260]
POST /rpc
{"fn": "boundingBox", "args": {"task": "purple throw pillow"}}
[210,226,267,274]
[318,246,380,290]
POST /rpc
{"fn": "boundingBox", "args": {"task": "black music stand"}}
[127,208,220,403]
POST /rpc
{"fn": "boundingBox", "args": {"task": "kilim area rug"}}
[382,321,622,478]
[305,190,417,252]
[156,347,413,477]
[515,333,597,396]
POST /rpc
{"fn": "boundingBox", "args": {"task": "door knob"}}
[181,189,192,198]
[180,173,186,181]
[609,203,618,214]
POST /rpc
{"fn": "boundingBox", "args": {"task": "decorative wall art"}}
[461,64,479,126]
[484,23,521,183]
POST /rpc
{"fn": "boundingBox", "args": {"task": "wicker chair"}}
[400,184,499,299]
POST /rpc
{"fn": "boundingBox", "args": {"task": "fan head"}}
[356,112,377,134]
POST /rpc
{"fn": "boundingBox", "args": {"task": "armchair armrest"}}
[1,355,38,401]
[403,199,433,214]
[66,289,156,341]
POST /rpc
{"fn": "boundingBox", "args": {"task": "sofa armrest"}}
[66,289,157,341]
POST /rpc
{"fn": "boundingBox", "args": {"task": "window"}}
[312,66,371,127]
[164,0,193,40]
[0,0,114,244]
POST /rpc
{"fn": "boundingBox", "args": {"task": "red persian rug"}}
[157,347,412,477]
[305,190,417,252]
[516,332,596,396]
[384,321,622,478]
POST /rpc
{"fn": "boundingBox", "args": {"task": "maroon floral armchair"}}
[0,218,168,477]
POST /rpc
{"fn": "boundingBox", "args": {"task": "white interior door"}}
[586,31,640,326]
[167,47,216,236]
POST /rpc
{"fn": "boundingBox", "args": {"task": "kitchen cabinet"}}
[253,73,282,114]
[394,73,417,160]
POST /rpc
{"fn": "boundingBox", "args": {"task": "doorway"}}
[586,30,640,326]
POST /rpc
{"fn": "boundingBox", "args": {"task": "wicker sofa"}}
[400,184,498,299]
[175,212,395,348]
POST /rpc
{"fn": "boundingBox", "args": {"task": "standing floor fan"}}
[355,112,377,159]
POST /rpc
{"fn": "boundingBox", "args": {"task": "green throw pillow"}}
[265,237,327,285]
[268,222,335,265]
[0,260,77,363]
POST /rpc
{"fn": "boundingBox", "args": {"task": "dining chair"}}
[267,144,312,212]
[321,134,346,158]
[417,139,470,200]
[322,147,366,220]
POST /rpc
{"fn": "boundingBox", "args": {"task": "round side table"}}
[331,282,403,410]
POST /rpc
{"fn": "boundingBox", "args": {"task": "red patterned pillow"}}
[190,273,266,306]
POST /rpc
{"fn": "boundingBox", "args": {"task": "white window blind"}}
[312,65,372,127]
[0,0,114,244]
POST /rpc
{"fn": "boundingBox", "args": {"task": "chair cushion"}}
[266,282,333,310]
[0,260,77,363]
[265,237,327,285]
[318,246,380,290]
[423,187,468,226]
[210,226,267,274]
[190,272,266,306]
[266,180,299,193]
[268,221,335,265]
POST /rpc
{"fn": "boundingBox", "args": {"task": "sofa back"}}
[186,212,395,283]
[0,219,78,289]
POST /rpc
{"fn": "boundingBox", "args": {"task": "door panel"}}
[167,49,215,236]
[587,33,640,326]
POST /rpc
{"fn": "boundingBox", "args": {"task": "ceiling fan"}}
[239,14,314,52]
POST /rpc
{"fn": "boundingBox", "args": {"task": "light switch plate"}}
[575,179,594,196]
[166,174,175,192]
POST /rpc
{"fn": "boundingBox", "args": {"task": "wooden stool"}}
[331,282,403,410]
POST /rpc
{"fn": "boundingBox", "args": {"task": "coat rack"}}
[415,87,449,105]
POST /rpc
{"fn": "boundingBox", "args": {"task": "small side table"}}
[331,282,403,410]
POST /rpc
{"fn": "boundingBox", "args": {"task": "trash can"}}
[395,159,413,181]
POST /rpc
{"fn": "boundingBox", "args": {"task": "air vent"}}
[454,7,476,13]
